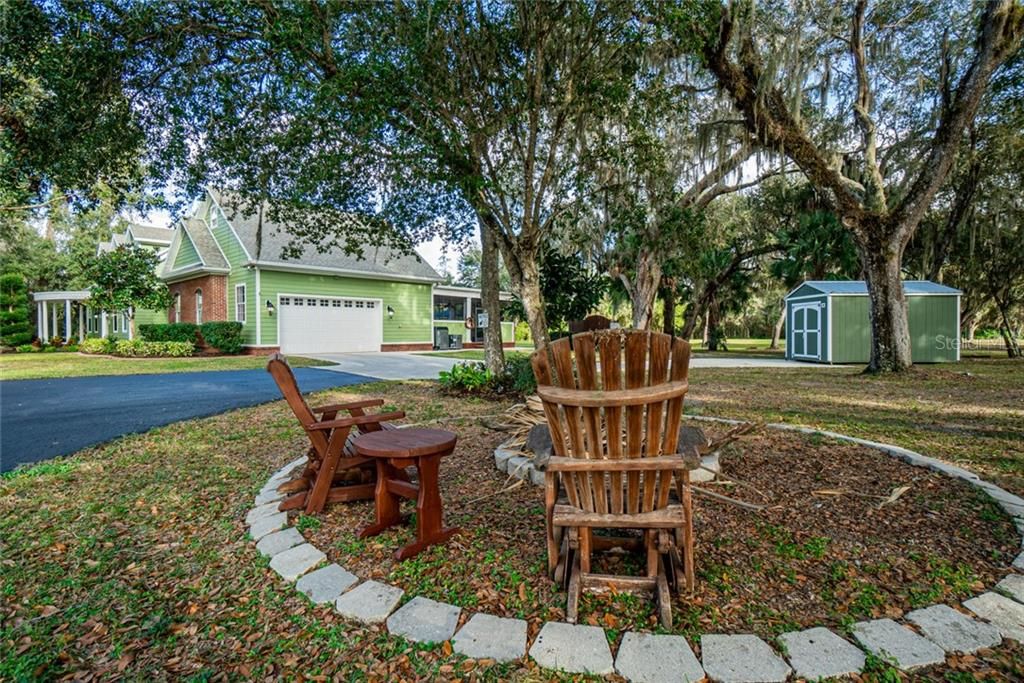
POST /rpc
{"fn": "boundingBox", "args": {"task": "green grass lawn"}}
[0,352,330,380]
[417,348,532,360]
[2,359,1022,680]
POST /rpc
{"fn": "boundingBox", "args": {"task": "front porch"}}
[32,291,133,343]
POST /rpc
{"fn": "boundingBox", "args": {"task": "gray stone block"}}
[778,627,865,680]
[452,613,527,662]
[254,488,285,506]
[386,596,461,644]
[524,423,553,465]
[996,574,1024,604]
[691,452,721,483]
[506,456,531,479]
[296,563,359,604]
[246,501,283,525]
[494,446,517,473]
[255,527,304,557]
[964,592,1024,641]
[249,512,287,541]
[851,618,945,670]
[907,604,1001,653]
[700,634,791,683]
[615,632,703,683]
[335,580,404,624]
[268,543,325,582]
[528,622,613,675]
[1014,552,1024,572]
[528,464,546,487]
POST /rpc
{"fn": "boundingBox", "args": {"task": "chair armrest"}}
[310,399,385,414]
[546,455,698,473]
[307,411,405,431]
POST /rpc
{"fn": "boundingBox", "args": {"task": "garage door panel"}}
[279,296,382,354]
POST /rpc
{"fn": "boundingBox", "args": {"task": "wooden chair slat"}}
[644,334,671,512]
[624,331,648,514]
[573,334,608,513]
[599,333,624,514]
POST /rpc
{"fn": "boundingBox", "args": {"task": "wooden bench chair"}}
[531,330,696,628]
[267,353,405,514]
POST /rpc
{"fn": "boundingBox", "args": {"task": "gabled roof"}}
[127,223,174,245]
[182,219,229,269]
[787,280,961,297]
[208,189,441,282]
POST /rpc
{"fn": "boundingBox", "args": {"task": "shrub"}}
[439,361,492,393]
[200,321,244,354]
[113,339,194,357]
[80,337,114,354]
[0,272,33,346]
[504,353,537,395]
[139,323,199,344]
[15,344,37,353]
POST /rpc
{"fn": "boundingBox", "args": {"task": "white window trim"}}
[791,302,822,360]
[235,284,247,323]
[195,288,203,324]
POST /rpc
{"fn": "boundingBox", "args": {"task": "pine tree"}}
[1,272,34,347]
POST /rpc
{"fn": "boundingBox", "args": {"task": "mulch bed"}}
[304,396,1020,642]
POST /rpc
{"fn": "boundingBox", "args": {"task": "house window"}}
[174,293,181,322]
[331,300,341,307]
[111,314,119,333]
[195,289,203,324]
[355,300,364,308]
[281,297,291,305]
[306,298,317,306]
[235,285,246,322]
[433,295,465,321]
[344,300,353,308]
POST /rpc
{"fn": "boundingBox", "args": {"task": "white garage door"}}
[278,295,382,354]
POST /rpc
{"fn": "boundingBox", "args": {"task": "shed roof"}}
[788,280,961,297]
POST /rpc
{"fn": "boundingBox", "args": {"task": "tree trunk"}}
[516,257,549,349]
[706,299,722,350]
[859,230,913,372]
[661,284,676,336]
[626,251,661,330]
[996,298,1022,359]
[769,300,786,349]
[479,218,505,374]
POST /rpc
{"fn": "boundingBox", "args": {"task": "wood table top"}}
[353,427,457,459]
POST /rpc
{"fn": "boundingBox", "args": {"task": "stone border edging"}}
[244,420,1024,682]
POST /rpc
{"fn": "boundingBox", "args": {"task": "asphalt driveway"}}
[0,367,376,473]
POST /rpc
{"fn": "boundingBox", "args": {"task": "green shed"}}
[784,280,961,364]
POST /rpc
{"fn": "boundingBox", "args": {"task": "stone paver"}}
[268,543,325,582]
[529,622,614,675]
[964,592,1024,641]
[505,455,531,478]
[334,580,404,624]
[851,618,945,670]
[452,613,528,662]
[996,574,1024,604]
[255,527,305,557]
[615,632,703,683]
[700,634,791,683]
[249,511,287,540]
[907,604,1001,653]
[296,563,359,604]
[1014,552,1024,572]
[778,627,865,680]
[246,501,282,524]
[494,447,516,473]
[386,596,461,644]
[254,488,285,506]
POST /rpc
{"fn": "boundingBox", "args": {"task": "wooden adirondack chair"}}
[531,330,696,628]
[267,353,406,514]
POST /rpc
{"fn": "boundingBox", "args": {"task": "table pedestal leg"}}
[357,460,404,538]
[394,454,459,560]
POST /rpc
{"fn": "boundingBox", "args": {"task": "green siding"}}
[172,232,201,269]
[831,296,872,363]
[135,307,168,327]
[208,203,258,344]
[908,295,958,362]
[257,269,432,346]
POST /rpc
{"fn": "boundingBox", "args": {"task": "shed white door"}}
[791,302,822,360]
[278,296,382,354]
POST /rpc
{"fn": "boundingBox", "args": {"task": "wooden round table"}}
[353,427,460,560]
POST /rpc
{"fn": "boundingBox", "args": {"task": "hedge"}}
[138,323,199,344]
[200,321,244,354]
[113,340,195,357]
[79,337,114,354]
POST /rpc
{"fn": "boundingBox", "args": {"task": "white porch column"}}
[127,308,134,340]
[51,304,58,341]
[78,304,85,341]
[41,301,49,340]
[64,300,72,341]
[100,311,108,337]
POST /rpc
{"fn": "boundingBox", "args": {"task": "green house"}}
[158,189,514,354]
[784,280,962,364]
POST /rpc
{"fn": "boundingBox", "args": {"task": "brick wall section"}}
[167,275,228,323]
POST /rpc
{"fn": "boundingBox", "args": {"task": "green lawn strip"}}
[416,349,532,360]
[0,353,329,380]
[689,358,1024,495]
